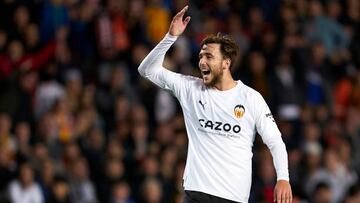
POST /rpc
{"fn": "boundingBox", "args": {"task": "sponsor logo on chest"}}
[198,118,241,133]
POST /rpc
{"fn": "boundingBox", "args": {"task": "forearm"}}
[138,33,177,80]
[267,139,289,181]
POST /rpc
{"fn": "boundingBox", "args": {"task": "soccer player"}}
[138,5,292,203]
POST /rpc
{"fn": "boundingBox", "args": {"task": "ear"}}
[223,58,231,69]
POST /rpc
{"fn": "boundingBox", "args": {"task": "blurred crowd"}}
[0,0,359,202]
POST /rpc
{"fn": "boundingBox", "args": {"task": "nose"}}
[199,58,206,67]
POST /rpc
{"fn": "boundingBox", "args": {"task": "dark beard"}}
[205,75,219,87]
[204,69,223,87]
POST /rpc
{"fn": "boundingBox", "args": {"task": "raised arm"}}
[138,6,190,77]
[138,6,191,89]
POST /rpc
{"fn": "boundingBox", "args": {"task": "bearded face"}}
[198,43,227,87]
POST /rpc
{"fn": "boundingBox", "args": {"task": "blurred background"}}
[0,0,359,202]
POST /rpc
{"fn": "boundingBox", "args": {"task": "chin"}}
[203,79,215,87]
[203,82,211,86]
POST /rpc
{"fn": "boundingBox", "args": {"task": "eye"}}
[207,53,214,58]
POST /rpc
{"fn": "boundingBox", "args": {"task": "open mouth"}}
[202,70,210,76]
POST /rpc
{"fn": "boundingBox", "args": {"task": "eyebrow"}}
[199,52,213,58]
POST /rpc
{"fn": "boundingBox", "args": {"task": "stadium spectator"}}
[8,162,44,203]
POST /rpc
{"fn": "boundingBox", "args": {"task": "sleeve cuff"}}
[165,33,179,41]
[276,175,290,181]
[277,177,290,181]
[276,169,289,181]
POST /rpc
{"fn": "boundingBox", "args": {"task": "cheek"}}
[213,60,223,71]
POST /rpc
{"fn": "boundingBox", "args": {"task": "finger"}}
[278,190,285,203]
[288,191,293,203]
[274,189,277,202]
[282,192,287,203]
[182,5,189,13]
[285,190,292,203]
[284,193,289,203]
[276,191,282,203]
[175,5,188,18]
[184,16,191,25]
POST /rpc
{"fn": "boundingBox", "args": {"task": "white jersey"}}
[138,34,289,202]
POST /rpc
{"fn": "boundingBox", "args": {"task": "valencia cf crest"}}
[234,105,245,118]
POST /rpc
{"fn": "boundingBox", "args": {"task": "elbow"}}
[138,64,146,77]
[266,138,286,151]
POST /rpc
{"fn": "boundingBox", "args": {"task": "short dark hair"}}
[200,33,239,68]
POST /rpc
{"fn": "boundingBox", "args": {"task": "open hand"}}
[169,5,191,36]
[274,180,292,203]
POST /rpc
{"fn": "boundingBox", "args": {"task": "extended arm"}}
[263,133,292,203]
[255,93,292,203]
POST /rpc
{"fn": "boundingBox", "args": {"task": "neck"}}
[214,74,237,91]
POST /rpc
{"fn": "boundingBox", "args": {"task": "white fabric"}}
[138,33,289,202]
[8,180,44,203]
[155,89,177,123]
[278,104,301,120]
[34,81,65,119]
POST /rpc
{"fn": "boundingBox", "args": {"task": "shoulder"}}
[183,75,202,83]
[179,75,203,88]
[32,182,42,190]
[8,180,20,189]
[238,82,268,118]
[239,81,263,101]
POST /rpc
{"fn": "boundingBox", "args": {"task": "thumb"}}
[184,16,191,25]
[273,188,277,202]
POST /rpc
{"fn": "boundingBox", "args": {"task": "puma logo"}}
[199,100,206,110]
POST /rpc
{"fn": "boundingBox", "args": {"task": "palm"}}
[169,6,191,36]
